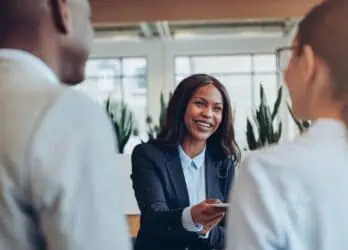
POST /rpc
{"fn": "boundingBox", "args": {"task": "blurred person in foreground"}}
[0,0,131,249]
[227,0,348,249]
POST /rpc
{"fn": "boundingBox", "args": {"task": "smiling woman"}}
[158,74,240,160]
[130,74,240,250]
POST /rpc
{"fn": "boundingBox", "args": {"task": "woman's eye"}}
[195,102,204,107]
[214,107,222,112]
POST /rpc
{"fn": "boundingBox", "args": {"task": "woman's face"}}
[183,83,224,143]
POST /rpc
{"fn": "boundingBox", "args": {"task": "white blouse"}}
[227,119,348,250]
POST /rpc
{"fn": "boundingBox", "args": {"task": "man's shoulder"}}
[43,87,110,129]
[31,87,116,153]
[17,82,105,122]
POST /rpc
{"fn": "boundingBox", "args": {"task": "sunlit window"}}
[75,57,148,153]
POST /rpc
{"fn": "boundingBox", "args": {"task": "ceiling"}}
[93,18,300,41]
[90,0,320,26]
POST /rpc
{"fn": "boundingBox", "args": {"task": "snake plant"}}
[105,98,133,153]
[246,85,283,150]
[146,92,171,140]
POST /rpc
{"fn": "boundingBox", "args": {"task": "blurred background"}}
[75,0,318,153]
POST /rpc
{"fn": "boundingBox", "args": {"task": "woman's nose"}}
[201,108,213,118]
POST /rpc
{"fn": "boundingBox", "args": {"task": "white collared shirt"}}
[0,49,58,83]
[0,49,131,250]
[227,119,348,250]
[178,145,210,239]
[178,145,206,206]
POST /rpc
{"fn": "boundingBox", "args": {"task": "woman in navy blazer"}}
[131,74,241,250]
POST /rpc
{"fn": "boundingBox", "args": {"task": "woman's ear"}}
[49,0,69,34]
[300,45,316,84]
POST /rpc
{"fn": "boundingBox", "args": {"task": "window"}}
[75,57,148,153]
[175,54,278,150]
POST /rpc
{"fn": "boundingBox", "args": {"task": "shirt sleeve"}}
[182,207,211,239]
[226,154,286,250]
[198,231,210,239]
[28,90,131,250]
[181,206,203,232]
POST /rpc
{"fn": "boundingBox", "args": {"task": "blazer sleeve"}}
[131,144,190,237]
[205,158,236,250]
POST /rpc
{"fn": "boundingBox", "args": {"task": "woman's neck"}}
[180,137,206,158]
[310,104,344,122]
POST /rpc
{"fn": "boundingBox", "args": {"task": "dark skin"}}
[0,0,93,84]
[181,84,227,234]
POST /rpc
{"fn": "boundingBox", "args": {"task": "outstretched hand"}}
[191,199,226,231]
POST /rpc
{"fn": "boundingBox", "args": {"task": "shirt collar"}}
[308,118,347,138]
[0,49,59,84]
[178,145,206,169]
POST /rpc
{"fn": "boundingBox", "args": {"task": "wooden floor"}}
[127,215,140,238]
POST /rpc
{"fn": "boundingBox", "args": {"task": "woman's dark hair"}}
[154,73,241,162]
[297,0,348,104]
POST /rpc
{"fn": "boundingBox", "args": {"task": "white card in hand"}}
[210,203,230,208]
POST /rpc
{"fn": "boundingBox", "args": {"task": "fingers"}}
[206,212,225,223]
[191,199,225,225]
[202,204,224,216]
[201,214,225,233]
[200,211,225,225]
[204,199,222,205]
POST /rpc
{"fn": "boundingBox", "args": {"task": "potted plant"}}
[246,85,283,150]
[105,97,134,154]
[145,91,171,140]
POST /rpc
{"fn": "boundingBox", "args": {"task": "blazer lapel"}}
[205,152,220,199]
[164,148,190,207]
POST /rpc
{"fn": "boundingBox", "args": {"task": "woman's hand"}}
[191,199,226,226]
[199,214,225,234]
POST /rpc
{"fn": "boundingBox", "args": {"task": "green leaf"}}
[260,85,268,107]
[106,100,134,153]
[272,87,282,120]
[246,84,283,150]
[276,121,282,141]
[265,105,274,144]
[246,118,258,150]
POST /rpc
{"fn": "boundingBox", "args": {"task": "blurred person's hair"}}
[297,0,348,120]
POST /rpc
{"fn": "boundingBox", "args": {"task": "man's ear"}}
[49,0,69,34]
[300,45,316,84]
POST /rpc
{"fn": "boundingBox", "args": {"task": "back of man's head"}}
[0,0,94,85]
[0,1,43,33]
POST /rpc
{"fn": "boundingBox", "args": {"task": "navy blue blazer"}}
[131,141,236,250]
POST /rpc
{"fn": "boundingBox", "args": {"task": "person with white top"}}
[227,0,348,249]
[0,0,131,249]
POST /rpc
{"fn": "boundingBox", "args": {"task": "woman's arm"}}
[131,144,189,237]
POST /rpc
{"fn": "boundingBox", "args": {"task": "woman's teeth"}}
[196,121,212,128]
